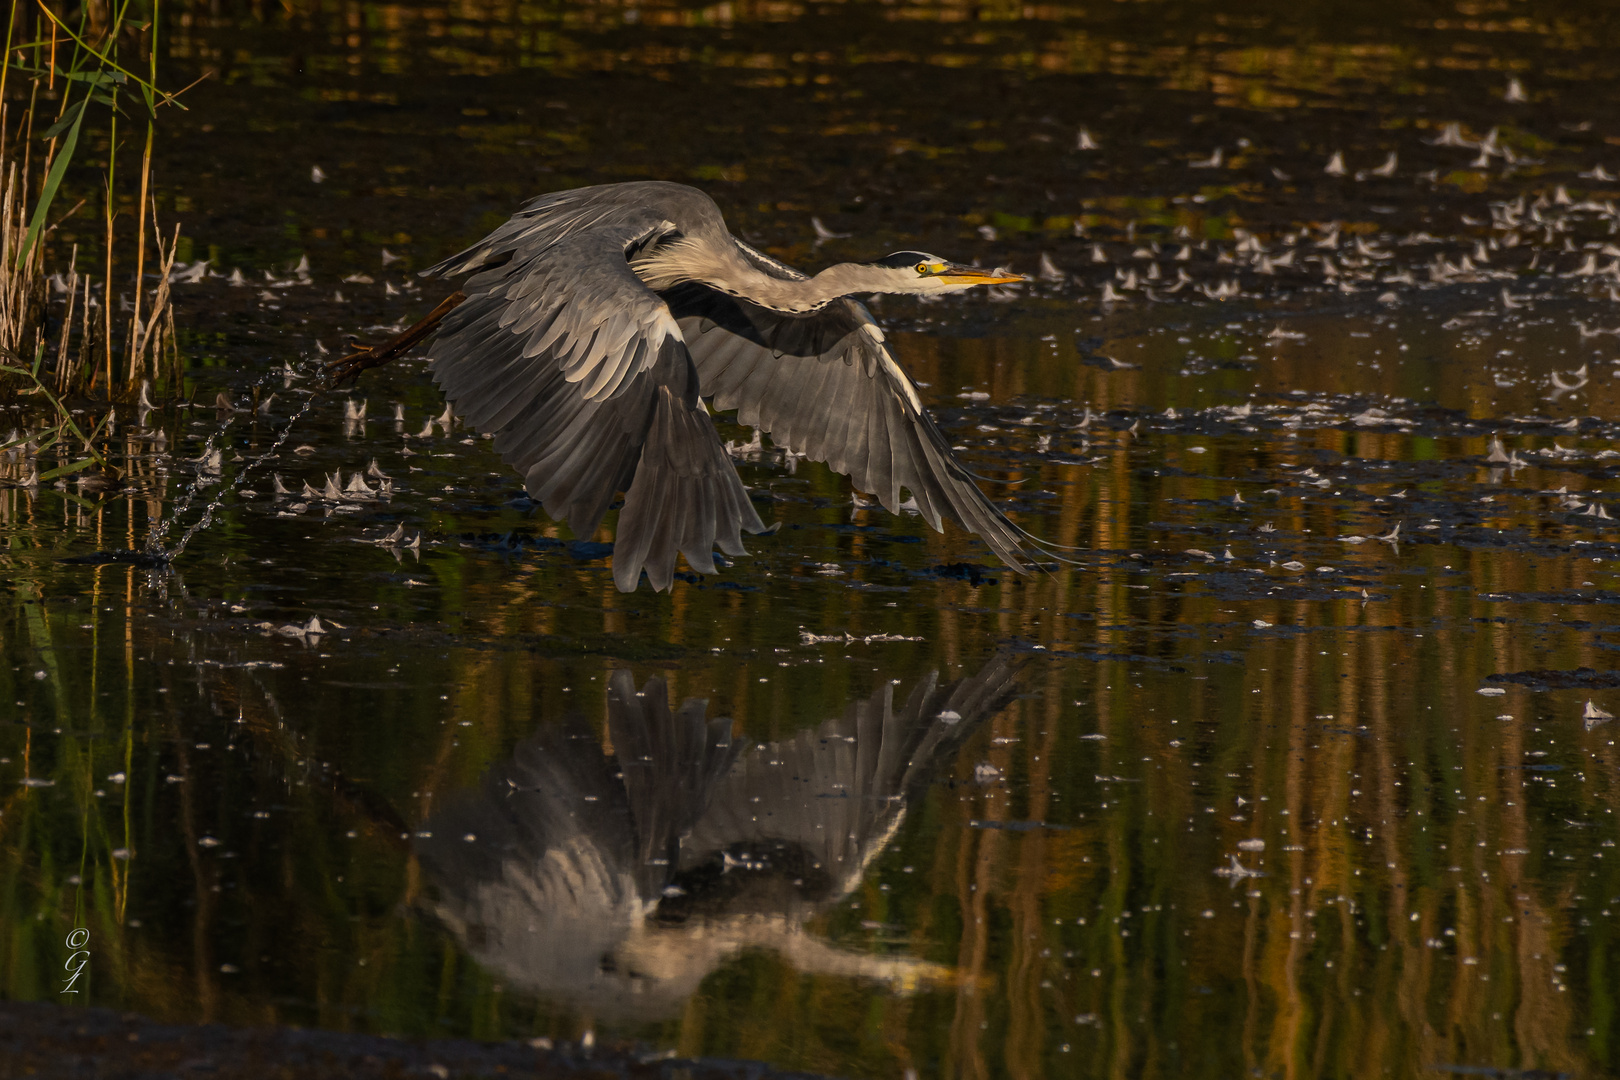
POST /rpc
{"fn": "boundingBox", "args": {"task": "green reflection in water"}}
[5,0,1620,1075]
[1,312,1618,1079]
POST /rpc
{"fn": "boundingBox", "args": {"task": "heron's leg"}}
[326,291,467,388]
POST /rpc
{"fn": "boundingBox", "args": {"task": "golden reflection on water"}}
[6,0,1620,1073]
[168,0,1600,96]
[3,310,1619,1075]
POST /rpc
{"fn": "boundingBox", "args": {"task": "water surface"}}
[5,1,1620,1077]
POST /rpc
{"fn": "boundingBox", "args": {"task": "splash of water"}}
[164,394,321,560]
[145,362,326,562]
[143,420,236,558]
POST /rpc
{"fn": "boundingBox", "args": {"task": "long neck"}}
[632,239,887,313]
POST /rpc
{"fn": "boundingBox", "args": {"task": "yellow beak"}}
[936,264,1027,286]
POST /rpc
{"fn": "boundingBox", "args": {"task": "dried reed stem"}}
[0,0,183,404]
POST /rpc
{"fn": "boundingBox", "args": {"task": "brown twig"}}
[325,291,465,389]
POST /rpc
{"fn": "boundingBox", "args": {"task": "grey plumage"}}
[420,180,1042,591]
[667,262,1033,565]
[414,654,1022,1018]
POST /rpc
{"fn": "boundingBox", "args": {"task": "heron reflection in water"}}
[412,654,1022,1018]
[331,182,1067,591]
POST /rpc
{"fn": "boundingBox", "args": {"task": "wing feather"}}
[863,396,895,507]
[423,182,768,590]
[668,272,1039,570]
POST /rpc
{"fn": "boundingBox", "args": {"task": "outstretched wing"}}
[665,242,1038,571]
[422,182,767,591]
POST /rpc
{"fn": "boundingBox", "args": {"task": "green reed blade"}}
[35,457,97,481]
[18,97,87,269]
[34,4,178,112]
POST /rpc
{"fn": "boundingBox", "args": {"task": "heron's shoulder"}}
[518,181,728,231]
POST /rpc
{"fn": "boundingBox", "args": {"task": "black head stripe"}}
[874,250,939,269]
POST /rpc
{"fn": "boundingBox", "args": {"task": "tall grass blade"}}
[18,96,86,268]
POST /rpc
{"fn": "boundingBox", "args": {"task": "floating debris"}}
[1583,701,1613,729]
[1214,856,1265,883]
[811,216,850,242]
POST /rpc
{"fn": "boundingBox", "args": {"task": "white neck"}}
[632,238,893,313]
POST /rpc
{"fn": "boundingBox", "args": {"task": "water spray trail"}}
[144,419,235,556]
[165,391,321,560]
[147,360,325,561]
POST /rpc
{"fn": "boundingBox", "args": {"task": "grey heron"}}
[331,180,1056,591]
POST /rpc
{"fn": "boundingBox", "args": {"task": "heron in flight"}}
[331,180,1053,591]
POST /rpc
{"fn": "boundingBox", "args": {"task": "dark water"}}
[5,1,1620,1077]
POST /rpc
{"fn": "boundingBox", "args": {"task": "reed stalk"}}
[0,0,191,409]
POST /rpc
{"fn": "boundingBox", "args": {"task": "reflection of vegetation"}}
[192,0,1620,101]
[0,432,1616,1076]
[0,355,116,485]
[2,0,1620,1073]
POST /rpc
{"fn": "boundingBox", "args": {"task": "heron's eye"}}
[915,262,929,275]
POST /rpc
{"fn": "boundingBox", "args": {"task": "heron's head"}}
[858,251,1026,295]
